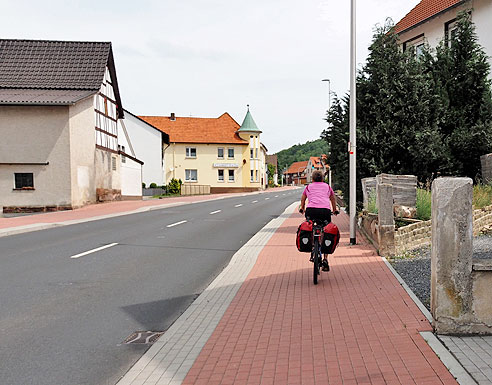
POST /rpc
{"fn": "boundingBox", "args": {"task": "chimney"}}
[170,113,176,121]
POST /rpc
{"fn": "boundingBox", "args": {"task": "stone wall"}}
[395,220,432,254]
[473,204,492,236]
[393,204,492,254]
[481,153,492,184]
[359,213,379,248]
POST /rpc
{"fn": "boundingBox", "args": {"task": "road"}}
[0,189,301,385]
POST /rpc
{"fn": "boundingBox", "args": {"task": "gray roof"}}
[0,89,96,105]
[0,39,123,115]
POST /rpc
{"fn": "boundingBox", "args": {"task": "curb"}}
[116,201,299,385]
[382,256,476,385]
[0,188,301,239]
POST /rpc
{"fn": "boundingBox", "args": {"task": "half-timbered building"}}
[0,39,142,212]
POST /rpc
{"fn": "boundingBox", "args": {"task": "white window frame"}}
[228,169,235,182]
[227,148,235,159]
[185,169,198,182]
[218,169,224,182]
[250,148,254,159]
[255,170,258,182]
[445,20,458,47]
[404,35,425,57]
[250,170,254,182]
[217,147,224,159]
[186,147,197,158]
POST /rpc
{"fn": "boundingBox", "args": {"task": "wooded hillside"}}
[275,139,329,172]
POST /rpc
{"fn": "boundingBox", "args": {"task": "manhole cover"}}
[123,331,164,344]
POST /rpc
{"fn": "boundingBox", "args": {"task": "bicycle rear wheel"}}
[313,239,320,285]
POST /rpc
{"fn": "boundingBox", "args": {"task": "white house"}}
[0,39,143,212]
[395,0,492,73]
[118,110,170,188]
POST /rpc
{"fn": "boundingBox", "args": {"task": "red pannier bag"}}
[296,220,313,252]
[321,223,340,254]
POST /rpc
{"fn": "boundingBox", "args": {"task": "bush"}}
[149,182,157,188]
[416,188,431,221]
[168,178,181,194]
[367,190,378,214]
[473,184,492,209]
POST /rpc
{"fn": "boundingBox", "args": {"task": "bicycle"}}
[310,218,329,284]
[299,208,339,285]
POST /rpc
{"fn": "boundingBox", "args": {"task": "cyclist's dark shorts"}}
[305,207,331,222]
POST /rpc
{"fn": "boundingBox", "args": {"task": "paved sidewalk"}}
[0,186,297,237]
[119,206,460,385]
[439,335,492,385]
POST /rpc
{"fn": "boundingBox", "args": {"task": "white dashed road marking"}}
[252,200,258,203]
[209,210,221,215]
[275,195,279,198]
[265,197,270,200]
[166,220,187,228]
[70,243,118,259]
[234,204,243,207]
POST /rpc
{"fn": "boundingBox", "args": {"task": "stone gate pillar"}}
[377,183,395,257]
[431,177,473,334]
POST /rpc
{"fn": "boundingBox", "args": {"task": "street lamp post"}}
[349,0,357,245]
[321,79,331,112]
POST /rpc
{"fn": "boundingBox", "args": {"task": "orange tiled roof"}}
[309,156,325,169]
[394,0,465,34]
[285,160,308,174]
[138,112,248,145]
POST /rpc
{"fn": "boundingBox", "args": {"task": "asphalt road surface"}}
[0,189,301,385]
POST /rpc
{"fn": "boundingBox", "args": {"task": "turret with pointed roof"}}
[237,105,262,134]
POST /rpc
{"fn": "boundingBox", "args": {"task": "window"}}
[250,170,254,182]
[217,147,224,159]
[14,173,34,189]
[186,147,197,158]
[228,169,235,182]
[185,169,197,182]
[403,34,425,57]
[445,20,457,47]
[228,148,234,158]
[112,157,117,170]
[250,148,254,159]
[255,148,258,159]
[121,145,126,163]
[218,169,224,182]
[255,170,258,181]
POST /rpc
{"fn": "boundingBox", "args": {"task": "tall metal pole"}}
[349,0,357,245]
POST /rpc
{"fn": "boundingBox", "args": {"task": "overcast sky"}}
[1,0,419,153]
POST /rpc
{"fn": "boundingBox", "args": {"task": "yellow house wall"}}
[238,131,263,188]
[164,143,249,187]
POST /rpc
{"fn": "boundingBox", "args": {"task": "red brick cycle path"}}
[182,211,457,385]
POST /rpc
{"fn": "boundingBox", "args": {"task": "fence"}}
[143,188,166,197]
[362,174,417,209]
[180,184,210,196]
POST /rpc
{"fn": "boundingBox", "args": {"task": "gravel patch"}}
[390,235,492,311]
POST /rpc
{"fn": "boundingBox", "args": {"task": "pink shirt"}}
[303,182,334,209]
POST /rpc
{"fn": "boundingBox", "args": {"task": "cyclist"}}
[299,170,339,271]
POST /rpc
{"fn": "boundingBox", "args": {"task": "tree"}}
[322,97,349,197]
[267,163,276,186]
[432,11,492,179]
